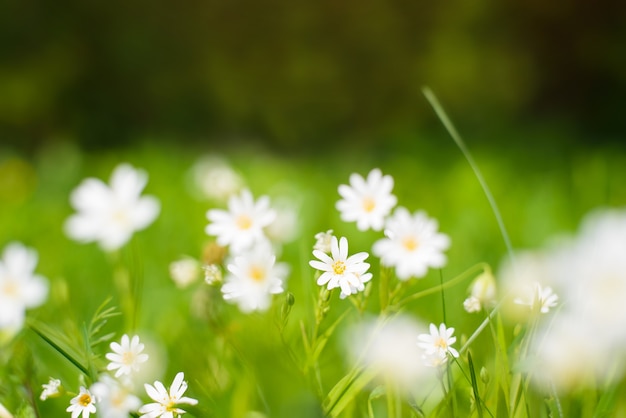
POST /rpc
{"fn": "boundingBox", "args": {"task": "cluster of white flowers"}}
[0,242,48,335]
[310,168,451,299]
[205,188,289,313]
[47,334,197,418]
[499,208,626,391]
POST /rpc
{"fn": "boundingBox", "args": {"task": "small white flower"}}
[0,242,48,331]
[106,334,149,378]
[373,207,450,280]
[139,372,198,417]
[66,386,96,418]
[514,282,558,314]
[221,245,288,313]
[191,155,244,202]
[463,296,482,314]
[40,377,61,400]
[313,230,334,253]
[169,258,200,288]
[309,236,372,299]
[417,323,459,366]
[0,402,12,418]
[206,189,276,253]
[463,271,497,313]
[336,168,397,231]
[91,375,141,418]
[64,163,160,251]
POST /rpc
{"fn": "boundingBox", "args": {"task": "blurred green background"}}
[1,0,626,153]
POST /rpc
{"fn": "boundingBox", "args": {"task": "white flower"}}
[40,377,61,401]
[66,386,97,418]
[313,230,334,253]
[221,244,288,312]
[106,334,149,378]
[139,372,198,417]
[191,155,244,202]
[0,402,12,418]
[206,189,276,253]
[0,242,48,331]
[373,207,451,280]
[91,375,141,418]
[463,296,482,314]
[169,258,200,288]
[309,236,372,299]
[514,282,558,314]
[346,316,431,391]
[203,264,223,286]
[417,323,459,366]
[336,168,397,231]
[64,163,160,251]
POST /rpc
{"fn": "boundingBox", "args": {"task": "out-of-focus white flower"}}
[313,230,334,253]
[309,236,372,299]
[221,244,288,313]
[0,242,48,331]
[191,156,244,202]
[139,372,198,417]
[264,197,300,244]
[64,163,160,251]
[203,264,223,286]
[105,334,149,378]
[0,402,13,418]
[169,258,200,288]
[206,189,276,253]
[346,315,431,391]
[417,323,459,366]
[373,207,450,280]
[514,282,558,314]
[91,375,141,418]
[66,386,96,418]
[40,377,62,400]
[336,168,397,231]
[463,271,497,313]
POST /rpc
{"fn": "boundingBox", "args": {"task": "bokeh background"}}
[2,0,626,154]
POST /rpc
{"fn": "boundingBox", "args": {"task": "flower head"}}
[66,386,96,418]
[313,230,334,253]
[64,163,160,251]
[463,270,497,313]
[40,377,61,401]
[417,323,459,366]
[169,258,200,289]
[91,375,141,418]
[139,372,198,418]
[373,207,450,280]
[336,168,397,231]
[0,242,48,331]
[106,334,149,378]
[205,189,276,253]
[514,282,558,314]
[221,244,288,312]
[309,236,372,299]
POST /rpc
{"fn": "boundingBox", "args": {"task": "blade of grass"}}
[468,352,485,418]
[28,319,89,376]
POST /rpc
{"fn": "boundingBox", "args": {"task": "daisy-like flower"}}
[417,323,459,366]
[66,386,97,418]
[336,168,397,231]
[139,372,198,417]
[64,163,160,251]
[40,377,62,400]
[91,375,141,418]
[309,236,372,299]
[373,207,450,280]
[205,189,276,253]
[221,244,288,313]
[0,242,48,331]
[106,334,149,378]
[514,282,558,314]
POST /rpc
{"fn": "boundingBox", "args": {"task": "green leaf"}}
[27,318,89,376]
[468,352,484,418]
[324,366,378,417]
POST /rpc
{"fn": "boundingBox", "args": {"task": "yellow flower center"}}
[332,261,346,275]
[78,393,92,406]
[402,237,419,251]
[122,351,136,365]
[236,215,253,230]
[362,197,376,213]
[434,337,448,350]
[1,280,18,297]
[249,266,266,282]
